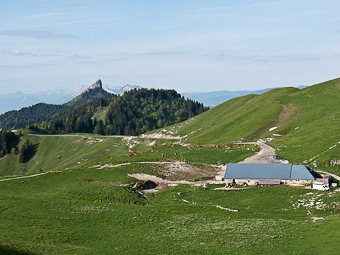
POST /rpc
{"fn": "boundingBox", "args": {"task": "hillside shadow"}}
[0,246,36,255]
[26,143,39,162]
[20,143,39,163]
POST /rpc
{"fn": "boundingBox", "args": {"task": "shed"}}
[258,180,281,186]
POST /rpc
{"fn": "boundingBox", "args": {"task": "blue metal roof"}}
[224,163,315,180]
[290,165,315,180]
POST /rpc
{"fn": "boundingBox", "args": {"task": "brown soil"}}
[256,104,295,135]
[81,178,128,186]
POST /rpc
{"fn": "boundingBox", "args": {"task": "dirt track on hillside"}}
[238,141,288,164]
[0,172,52,182]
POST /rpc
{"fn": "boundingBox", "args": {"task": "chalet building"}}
[224,163,318,186]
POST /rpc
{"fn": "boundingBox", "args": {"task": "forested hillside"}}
[49,88,208,135]
[0,130,20,157]
[0,103,70,130]
[0,79,115,130]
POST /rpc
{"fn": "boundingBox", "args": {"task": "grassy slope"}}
[0,164,339,254]
[0,134,122,177]
[176,88,294,143]
[0,134,256,178]
[166,78,340,173]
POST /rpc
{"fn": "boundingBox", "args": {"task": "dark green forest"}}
[49,89,208,135]
[0,130,37,163]
[0,130,20,157]
[0,103,70,130]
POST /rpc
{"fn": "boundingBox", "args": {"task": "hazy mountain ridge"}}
[0,80,116,129]
[182,85,307,107]
[182,88,272,107]
[0,83,140,114]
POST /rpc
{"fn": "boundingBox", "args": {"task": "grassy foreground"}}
[0,161,339,254]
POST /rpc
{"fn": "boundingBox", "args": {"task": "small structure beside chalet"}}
[224,163,318,186]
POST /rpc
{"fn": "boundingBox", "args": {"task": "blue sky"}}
[0,0,340,93]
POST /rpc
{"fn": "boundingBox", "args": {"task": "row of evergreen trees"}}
[0,130,35,163]
[0,103,70,130]
[49,97,110,134]
[0,130,20,157]
[47,89,208,136]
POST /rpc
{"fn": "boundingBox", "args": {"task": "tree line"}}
[0,103,70,130]
[47,89,208,135]
[0,130,35,163]
[0,130,20,157]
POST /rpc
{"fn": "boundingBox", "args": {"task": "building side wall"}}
[285,180,313,186]
[224,178,313,186]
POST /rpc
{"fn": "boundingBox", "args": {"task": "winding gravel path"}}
[238,141,288,164]
[0,172,52,182]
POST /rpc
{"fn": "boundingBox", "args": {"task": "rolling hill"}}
[160,78,340,173]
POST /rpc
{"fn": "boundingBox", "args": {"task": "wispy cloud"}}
[138,51,181,56]
[202,52,326,62]
[0,49,59,57]
[151,24,180,31]
[0,63,56,69]
[67,54,92,59]
[0,29,76,39]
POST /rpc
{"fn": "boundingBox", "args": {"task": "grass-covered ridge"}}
[162,78,340,173]
[0,134,123,177]
[0,132,257,178]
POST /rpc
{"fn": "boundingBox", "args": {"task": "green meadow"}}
[0,163,339,254]
[0,134,123,178]
[0,134,257,178]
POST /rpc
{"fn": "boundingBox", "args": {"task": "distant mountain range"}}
[0,80,206,132]
[0,79,115,129]
[0,83,141,114]
[182,89,272,107]
[0,80,306,116]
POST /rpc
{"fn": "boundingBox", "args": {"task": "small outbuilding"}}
[224,163,317,186]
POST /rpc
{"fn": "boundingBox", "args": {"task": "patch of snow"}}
[269,126,277,132]
[103,87,117,95]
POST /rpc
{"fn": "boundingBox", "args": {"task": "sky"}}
[0,0,340,94]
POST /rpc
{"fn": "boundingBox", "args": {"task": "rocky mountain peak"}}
[89,79,102,90]
[81,79,103,94]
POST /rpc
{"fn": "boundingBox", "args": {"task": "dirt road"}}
[238,140,288,164]
[128,173,222,186]
[0,172,51,182]
[316,170,340,182]
[27,134,136,139]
